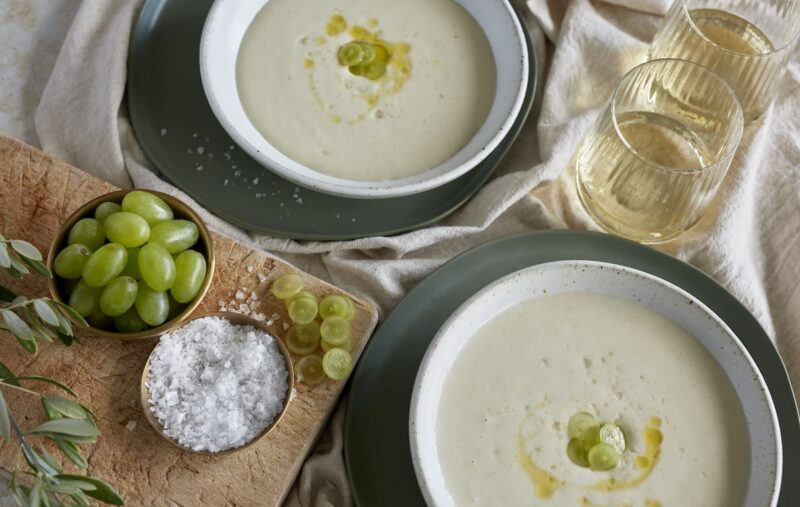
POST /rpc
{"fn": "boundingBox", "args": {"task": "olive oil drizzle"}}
[517,430,562,499]
[303,14,413,125]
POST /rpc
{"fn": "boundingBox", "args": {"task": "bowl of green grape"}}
[47,189,215,340]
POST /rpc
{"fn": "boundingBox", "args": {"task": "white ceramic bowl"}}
[410,260,782,507]
[200,0,528,199]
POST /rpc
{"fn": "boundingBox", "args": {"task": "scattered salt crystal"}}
[196,165,204,172]
[192,133,198,138]
[258,274,268,283]
[252,178,259,185]
[235,290,245,300]
[146,316,288,452]
[229,145,235,150]
[126,420,137,431]
[282,322,290,331]
[196,146,205,155]
[160,128,168,136]
[224,179,230,186]
[246,265,254,273]
[238,303,251,313]
[224,152,231,160]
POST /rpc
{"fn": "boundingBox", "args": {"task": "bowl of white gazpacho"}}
[410,261,781,507]
[200,0,527,198]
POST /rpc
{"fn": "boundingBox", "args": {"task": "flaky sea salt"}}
[147,316,288,452]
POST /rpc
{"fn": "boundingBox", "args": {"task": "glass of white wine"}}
[651,0,800,121]
[576,59,743,244]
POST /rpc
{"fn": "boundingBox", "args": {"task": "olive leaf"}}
[43,396,87,420]
[55,475,124,506]
[54,438,88,469]
[0,361,20,386]
[29,478,43,507]
[38,445,63,474]
[10,240,42,262]
[29,419,99,438]
[33,300,61,328]
[0,242,10,269]
[1,309,34,342]
[22,257,51,279]
[0,390,10,442]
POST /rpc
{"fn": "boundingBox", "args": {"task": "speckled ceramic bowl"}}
[410,260,781,507]
[200,0,528,199]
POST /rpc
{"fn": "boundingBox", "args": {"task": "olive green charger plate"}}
[344,230,800,506]
[126,0,538,241]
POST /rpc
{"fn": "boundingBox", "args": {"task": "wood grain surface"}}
[0,134,379,506]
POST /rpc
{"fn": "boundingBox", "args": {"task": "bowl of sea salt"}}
[141,312,293,454]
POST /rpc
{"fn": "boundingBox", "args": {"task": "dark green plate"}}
[127,0,537,241]
[344,230,799,506]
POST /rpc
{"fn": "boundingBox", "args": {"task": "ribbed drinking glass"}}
[651,0,800,121]
[576,59,743,244]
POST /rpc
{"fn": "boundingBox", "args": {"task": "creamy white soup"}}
[236,0,496,181]
[436,292,749,507]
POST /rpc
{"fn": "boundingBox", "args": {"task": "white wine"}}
[575,59,742,243]
[651,4,789,121]
[689,9,775,55]
[577,112,718,243]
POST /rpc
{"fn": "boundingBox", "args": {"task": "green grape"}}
[103,212,150,248]
[350,61,387,80]
[372,44,391,64]
[322,348,353,380]
[338,42,371,66]
[67,218,105,251]
[320,316,350,346]
[599,424,626,454]
[68,280,102,317]
[567,438,590,468]
[587,443,620,471]
[319,295,354,320]
[321,336,350,353]
[87,309,113,330]
[120,247,142,279]
[296,355,326,386]
[99,276,138,317]
[568,412,598,440]
[167,293,186,320]
[171,250,207,303]
[121,190,173,226]
[53,244,92,279]
[271,273,304,299]
[135,284,169,326]
[582,425,602,453]
[288,296,318,324]
[138,243,176,291]
[286,322,321,355]
[148,220,199,254]
[81,243,127,287]
[113,307,148,333]
[94,202,122,223]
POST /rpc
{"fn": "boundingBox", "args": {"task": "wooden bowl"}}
[140,312,294,455]
[47,189,215,341]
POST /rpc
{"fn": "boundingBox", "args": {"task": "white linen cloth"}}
[32,0,800,505]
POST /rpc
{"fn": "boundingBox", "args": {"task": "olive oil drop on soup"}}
[236,0,496,181]
[437,292,750,506]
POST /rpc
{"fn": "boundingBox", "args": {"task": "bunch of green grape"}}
[53,191,208,333]
[271,273,355,385]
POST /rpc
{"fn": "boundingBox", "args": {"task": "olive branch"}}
[0,234,123,506]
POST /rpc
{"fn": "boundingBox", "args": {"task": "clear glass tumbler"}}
[651,0,800,121]
[576,59,743,244]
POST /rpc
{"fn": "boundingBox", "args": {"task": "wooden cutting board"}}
[0,134,379,506]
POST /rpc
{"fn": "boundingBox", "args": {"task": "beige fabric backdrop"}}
[34,0,800,505]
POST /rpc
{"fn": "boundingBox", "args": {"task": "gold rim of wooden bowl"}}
[47,189,215,341]
[139,312,295,455]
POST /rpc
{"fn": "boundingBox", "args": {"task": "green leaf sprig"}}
[0,233,124,506]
